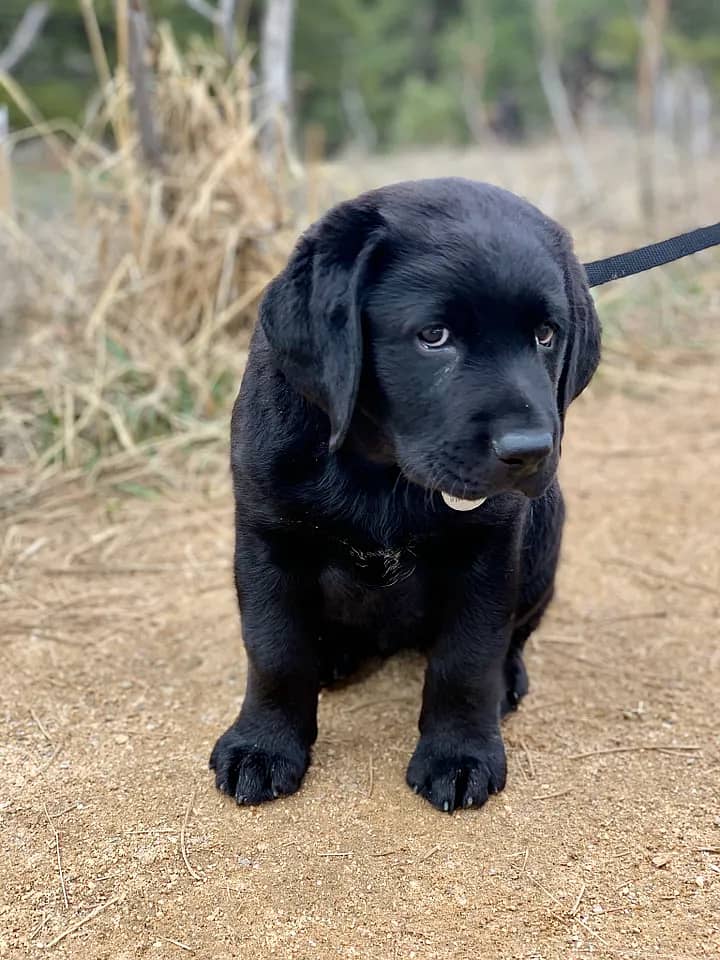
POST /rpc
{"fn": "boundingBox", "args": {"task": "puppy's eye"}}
[417,326,451,348]
[535,323,555,348]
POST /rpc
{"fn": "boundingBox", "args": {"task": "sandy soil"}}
[2,356,719,960]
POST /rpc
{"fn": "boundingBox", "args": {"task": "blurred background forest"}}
[2,0,720,151]
[1,0,719,504]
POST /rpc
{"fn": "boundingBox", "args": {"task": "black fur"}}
[210,178,600,813]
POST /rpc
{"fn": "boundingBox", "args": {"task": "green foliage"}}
[390,76,465,146]
[1,0,719,149]
[11,79,93,127]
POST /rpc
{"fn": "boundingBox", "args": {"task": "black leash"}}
[583,221,720,287]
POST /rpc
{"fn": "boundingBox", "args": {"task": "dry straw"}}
[0,18,294,511]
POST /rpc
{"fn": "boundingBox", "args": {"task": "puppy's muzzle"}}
[492,430,554,476]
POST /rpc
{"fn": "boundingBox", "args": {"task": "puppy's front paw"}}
[209,727,309,805]
[406,734,507,813]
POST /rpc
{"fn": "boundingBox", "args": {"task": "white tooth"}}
[441,492,487,512]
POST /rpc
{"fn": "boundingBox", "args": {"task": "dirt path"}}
[2,358,719,959]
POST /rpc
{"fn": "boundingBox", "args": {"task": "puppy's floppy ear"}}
[259,202,383,452]
[555,229,601,417]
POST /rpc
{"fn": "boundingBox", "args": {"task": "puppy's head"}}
[260,178,600,501]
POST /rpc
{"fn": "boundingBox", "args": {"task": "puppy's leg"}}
[501,590,553,716]
[210,530,320,805]
[407,544,517,813]
[503,486,564,715]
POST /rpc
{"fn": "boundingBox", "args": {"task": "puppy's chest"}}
[283,492,425,591]
[278,461,472,589]
[318,533,430,642]
[298,482,434,588]
[324,534,419,589]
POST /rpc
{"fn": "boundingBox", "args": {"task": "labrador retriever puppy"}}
[210,178,600,813]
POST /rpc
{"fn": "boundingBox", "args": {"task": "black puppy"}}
[210,178,600,813]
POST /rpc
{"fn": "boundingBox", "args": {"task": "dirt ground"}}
[2,354,719,960]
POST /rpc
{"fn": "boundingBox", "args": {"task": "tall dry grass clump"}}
[0,22,295,509]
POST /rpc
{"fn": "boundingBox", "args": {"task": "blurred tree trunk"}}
[341,49,377,154]
[259,0,296,169]
[411,1,437,79]
[341,84,378,153]
[0,1,51,218]
[0,106,12,217]
[535,0,595,201]
[127,0,162,169]
[218,0,239,63]
[459,1,494,144]
[460,45,491,143]
[0,2,49,74]
[183,0,243,64]
[637,0,669,225]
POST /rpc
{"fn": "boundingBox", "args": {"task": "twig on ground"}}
[537,635,584,645]
[516,755,529,784]
[610,903,645,914]
[586,610,667,625]
[533,789,572,801]
[30,707,53,742]
[569,745,701,761]
[180,786,204,882]
[508,847,530,876]
[160,936,194,953]
[604,558,719,598]
[367,753,374,799]
[527,874,608,946]
[28,912,49,942]
[38,896,120,949]
[31,742,63,778]
[343,696,413,715]
[43,801,69,908]
[520,740,536,779]
[417,844,440,863]
[47,802,80,819]
[570,881,586,916]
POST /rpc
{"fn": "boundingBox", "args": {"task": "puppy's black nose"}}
[492,431,553,472]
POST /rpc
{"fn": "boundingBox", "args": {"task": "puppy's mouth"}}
[440,492,488,512]
[393,441,557,508]
[395,457,496,508]
[423,466,554,505]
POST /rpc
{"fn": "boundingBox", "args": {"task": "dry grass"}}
[0,22,295,512]
[2,15,720,520]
